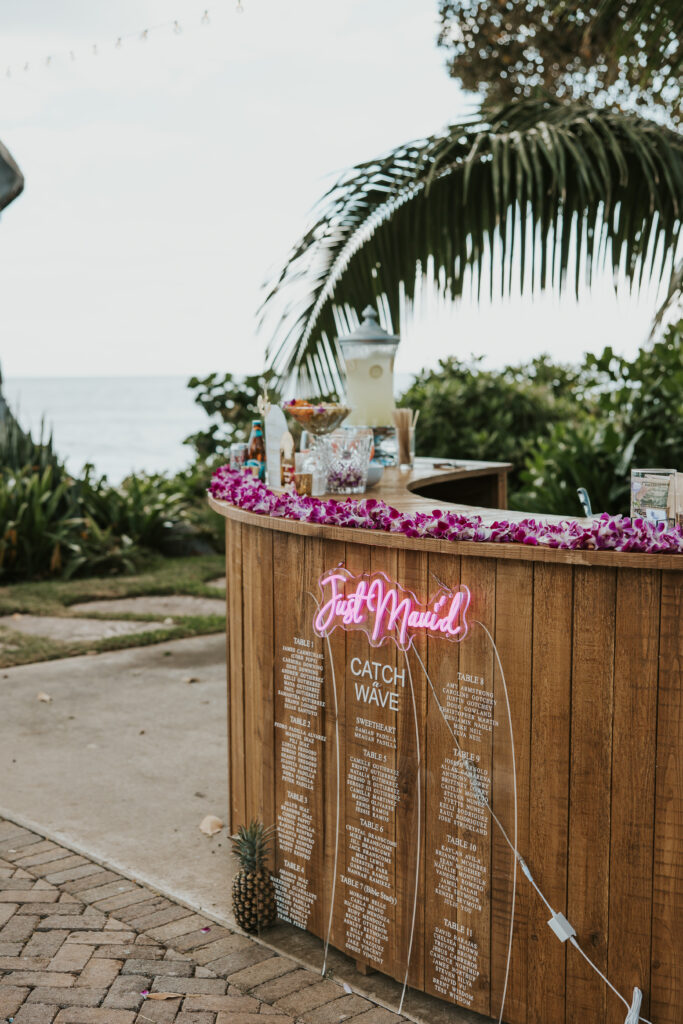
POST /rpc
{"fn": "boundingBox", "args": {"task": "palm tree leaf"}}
[262,98,683,393]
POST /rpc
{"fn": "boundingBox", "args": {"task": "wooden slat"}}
[225,519,245,831]
[528,562,573,1024]
[366,544,400,979]
[491,560,533,1024]
[650,570,683,1023]
[423,552,463,1006]
[314,536,347,959]
[271,531,325,935]
[458,556,496,1018]
[607,568,660,1024]
[303,535,340,941]
[566,566,617,1023]
[242,523,275,827]
[396,547,428,992]
[333,541,369,960]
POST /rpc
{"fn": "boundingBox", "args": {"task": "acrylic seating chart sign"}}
[271,561,518,1021]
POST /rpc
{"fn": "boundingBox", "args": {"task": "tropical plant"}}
[516,318,683,514]
[78,469,189,552]
[185,372,281,460]
[0,415,60,475]
[399,355,586,493]
[0,465,138,581]
[263,99,683,394]
[437,0,682,119]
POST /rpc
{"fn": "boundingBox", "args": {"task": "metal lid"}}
[337,306,399,345]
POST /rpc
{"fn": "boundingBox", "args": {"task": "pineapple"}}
[230,820,277,933]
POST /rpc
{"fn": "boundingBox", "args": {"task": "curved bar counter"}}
[210,459,681,1024]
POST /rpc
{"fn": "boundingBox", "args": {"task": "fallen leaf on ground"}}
[199,814,223,836]
[85,650,98,656]
[163,617,174,625]
[11,612,22,620]
[145,993,183,1001]
[183,676,200,684]
[37,692,52,703]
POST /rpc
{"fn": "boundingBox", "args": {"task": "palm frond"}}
[261,99,683,394]
[0,140,24,214]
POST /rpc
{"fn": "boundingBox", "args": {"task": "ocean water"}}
[4,374,417,483]
[4,377,206,484]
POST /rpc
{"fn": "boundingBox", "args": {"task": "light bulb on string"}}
[115,37,122,48]
[236,1,244,12]
[173,20,182,34]
[140,28,149,41]
[201,10,210,24]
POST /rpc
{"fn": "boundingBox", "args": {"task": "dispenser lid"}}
[337,306,399,345]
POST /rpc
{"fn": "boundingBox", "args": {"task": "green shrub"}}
[0,464,138,581]
[399,355,585,493]
[78,469,189,550]
[185,372,281,460]
[400,324,682,517]
[0,416,60,474]
[516,321,683,515]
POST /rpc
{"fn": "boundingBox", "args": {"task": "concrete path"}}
[0,637,232,920]
[68,597,225,618]
[0,616,169,643]
[0,817,396,1024]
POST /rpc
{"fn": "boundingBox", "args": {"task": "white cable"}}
[410,640,655,1024]
[626,987,644,1024]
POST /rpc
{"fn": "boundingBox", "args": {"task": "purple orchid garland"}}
[209,466,683,554]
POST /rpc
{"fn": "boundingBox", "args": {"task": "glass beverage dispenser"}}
[337,306,399,463]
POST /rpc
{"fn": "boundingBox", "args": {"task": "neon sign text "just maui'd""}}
[313,568,470,651]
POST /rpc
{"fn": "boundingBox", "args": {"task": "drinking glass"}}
[327,427,374,494]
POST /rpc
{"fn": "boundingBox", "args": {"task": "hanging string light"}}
[1,5,245,82]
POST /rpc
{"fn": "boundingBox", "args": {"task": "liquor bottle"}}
[246,419,266,480]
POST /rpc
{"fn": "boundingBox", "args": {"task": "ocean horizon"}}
[4,374,416,483]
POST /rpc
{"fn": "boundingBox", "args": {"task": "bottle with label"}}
[246,419,266,480]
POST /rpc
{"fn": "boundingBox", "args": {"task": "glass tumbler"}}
[327,427,374,494]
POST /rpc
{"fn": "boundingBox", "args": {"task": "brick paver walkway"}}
[0,819,404,1024]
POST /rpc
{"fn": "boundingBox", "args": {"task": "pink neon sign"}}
[313,567,470,651]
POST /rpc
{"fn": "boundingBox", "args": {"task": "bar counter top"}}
[209,456,682,569]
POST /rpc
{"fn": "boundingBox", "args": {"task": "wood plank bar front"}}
[212,466,682,1024]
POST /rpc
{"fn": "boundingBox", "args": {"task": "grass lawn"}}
[0,553,225,669]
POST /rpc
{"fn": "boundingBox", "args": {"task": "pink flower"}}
[208,468,683,556]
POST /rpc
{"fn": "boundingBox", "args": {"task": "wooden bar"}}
[214,464,682,1023]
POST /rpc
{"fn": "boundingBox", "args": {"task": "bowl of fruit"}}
[283,399,350,436]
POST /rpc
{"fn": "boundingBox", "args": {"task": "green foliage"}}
[438,0,682,121]
[402,321,682,517]
[185,372,281,460]
[400,355,582,491]
[517,320,683,514]
[263,99,682,394]
[0,464,138,581]
[78,469,189,551]
[0,450,196,583]
[0,416,60,474]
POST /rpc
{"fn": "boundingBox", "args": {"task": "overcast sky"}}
[0,0,665,380]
